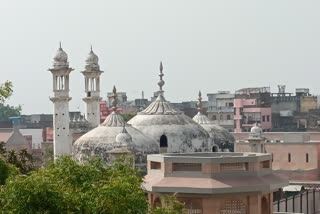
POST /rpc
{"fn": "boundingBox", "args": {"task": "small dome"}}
[192,91,234,151]
[84,47,100,71]
[52,43,69,69]
[116,126,132,144]
[250,123,263,138]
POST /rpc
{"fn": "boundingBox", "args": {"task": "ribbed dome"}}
[128,63,210,153]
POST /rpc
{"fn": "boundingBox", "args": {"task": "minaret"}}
[49,43,73,158]
[82,46,103,128]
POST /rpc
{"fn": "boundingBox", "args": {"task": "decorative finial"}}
[197,90,203,113]
[158,61,165,95]
[59,41,62,50]
[111,86,118,110]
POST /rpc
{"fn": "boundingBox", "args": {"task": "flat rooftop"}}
[148,152,271,163]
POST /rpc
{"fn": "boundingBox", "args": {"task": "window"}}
[306,153,309,163]
[288,153,291,162]
[227,115,231,120]
[267,115,270,122]
[151,161,161,170]
[173,163,201,171]
[262,116,265,122]
[229,103,234,107]
[160,135,168,148]
[212,115,217,120]
[212,146,218,152]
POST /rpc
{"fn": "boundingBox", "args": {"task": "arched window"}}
[227,115,231,120]
[160,134,168,148]
[288,153,291,162]
[306,153,309,163]
[212,146,218,152]
[212,115,217,120]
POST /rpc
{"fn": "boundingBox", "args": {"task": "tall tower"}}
[82,46,103,128]
[49,43,73,158]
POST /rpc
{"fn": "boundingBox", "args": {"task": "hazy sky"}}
[1,0,320,114]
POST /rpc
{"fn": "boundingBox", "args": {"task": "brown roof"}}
[0,129,13,142]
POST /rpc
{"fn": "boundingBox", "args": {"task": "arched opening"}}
[159,134,168,153]
[212,145,218,152]
[261,196,269,214]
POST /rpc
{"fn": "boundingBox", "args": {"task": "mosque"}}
[48,44,235,169]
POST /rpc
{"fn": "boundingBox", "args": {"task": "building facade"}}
[207,91,234,132]
[234,87,272,133]
[235,130,320,181]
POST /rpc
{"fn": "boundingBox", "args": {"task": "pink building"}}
[100,101,123,123]
[234,98,272,132]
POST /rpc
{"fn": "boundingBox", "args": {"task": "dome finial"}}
[90,44,93,51]
[197,90,203,113]
[158,61,165,96]
[59,41,62,50]
[111,85,118,111]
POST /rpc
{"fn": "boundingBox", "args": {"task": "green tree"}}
[0,156,148,214]
[122,113,136,122]
[0,81,13,103]
[0,104,22,121]
[0,142,35,174]
[151,194,186,214]
[0,81,22,121]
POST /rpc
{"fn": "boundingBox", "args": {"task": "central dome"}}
[128,63,210,153]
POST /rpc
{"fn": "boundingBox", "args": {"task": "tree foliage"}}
[151,194,186,214]
[0,81,13,103]
[122,113,136,122]
[0,81,22,121]
[0,156,148,214]
[0,104,22,121]
[0,142,34,174]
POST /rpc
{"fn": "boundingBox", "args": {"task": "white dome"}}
[249,123,263,138]
[128,95,210,153]
[84,48,100,71]
[52,44,69,69]
[115,126,133,144]
[193,112,234,151]
[73,111,159,163]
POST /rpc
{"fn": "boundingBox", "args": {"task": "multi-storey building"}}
[271,86,318,131]
[207,91,234,132]
[234,87,272,133]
